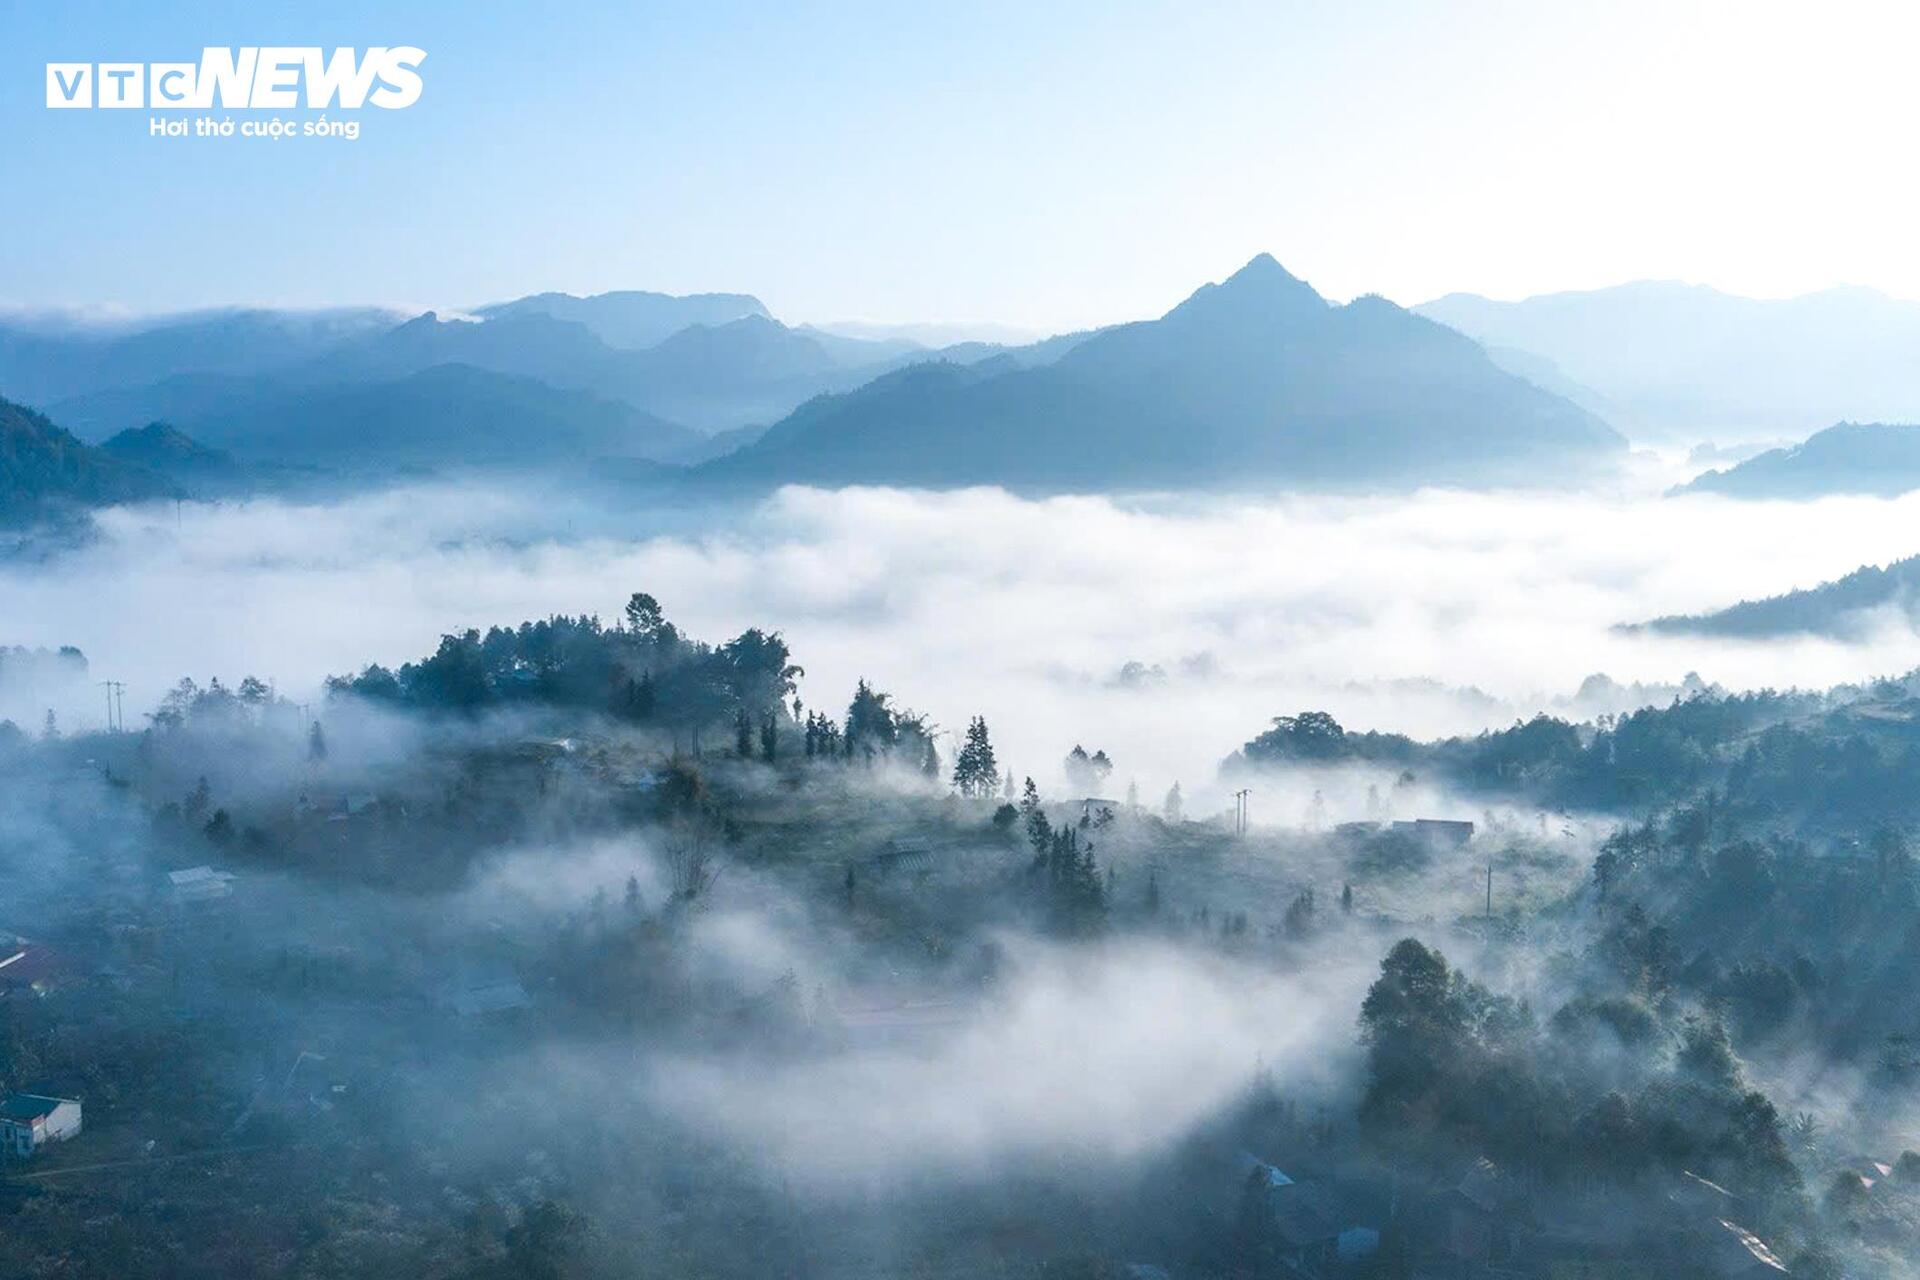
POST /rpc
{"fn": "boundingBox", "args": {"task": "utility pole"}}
[1233,788,1251,836]
[97,680,126,732]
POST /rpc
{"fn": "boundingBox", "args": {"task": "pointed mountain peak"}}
[1224,252,1294,284]
[1163,254,1328,327]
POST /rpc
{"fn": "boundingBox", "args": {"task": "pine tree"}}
[1064,745,1093,794]
[308,721,328,762]
[735,708,754,758]
[1020,777,1049,859]
[952,716,999,798]
[759,716,777,762]
[1164,781,1184,823]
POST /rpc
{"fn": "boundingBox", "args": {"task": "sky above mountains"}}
[7,2,1920,328]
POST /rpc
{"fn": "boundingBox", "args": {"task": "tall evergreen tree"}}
[1020,777,1049,859]
[952,716,999,797]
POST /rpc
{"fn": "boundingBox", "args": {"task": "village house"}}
[0,1093,81,1157]
[1392,818,1476,849]
[0,940,69,998]
[167,865,235,904]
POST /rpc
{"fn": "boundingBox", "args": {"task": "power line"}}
[97,680,126,733]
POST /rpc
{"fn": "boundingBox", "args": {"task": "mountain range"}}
[2,256,1642,513]
[473,288,768,349]
[0,308,399,409]
[1418,282,1920,439]
[173,363,707,471]
[1677,422,1920,499]
[45,306,916,440]
[698,255,1625,490]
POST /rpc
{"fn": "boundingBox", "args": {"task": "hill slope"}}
[99,421,235,476]
[699,255,1624,490]
[178,363,706,470]
[1677,422,1920,499]
[0,396,172,525]
[1626,554,1920,640]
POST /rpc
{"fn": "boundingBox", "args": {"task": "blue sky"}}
[5,1,1920,329]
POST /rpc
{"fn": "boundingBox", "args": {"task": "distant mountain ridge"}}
[698,254,1625,491]
[1676,422,1920,498]
[6,265,1627,496]
[1625,552,1920,640]
[1417,282,1920,438]
[172,363,707,471]
[0,307,399,408]
[47,304,923,439]
[475,289,768,350]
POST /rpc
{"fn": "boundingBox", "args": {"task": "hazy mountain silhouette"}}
[300,310,617,389]
[475,289,768,350]
[177,363,706,471]
[1677,422,1920,498]
[698,255,1624,490]
[100,422,236,477]
[0,308,398,407]
[0,396,172,525]
[48,372,284,441]
[1418,282,1920,438]
[1626,552,1920,640]
[296,310,907,432]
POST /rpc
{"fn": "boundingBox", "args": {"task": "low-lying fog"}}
[7,471,1920,810]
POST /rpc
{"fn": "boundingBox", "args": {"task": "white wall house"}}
[0,1094,81,1156]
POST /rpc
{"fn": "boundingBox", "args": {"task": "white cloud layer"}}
[5,480,1920,813]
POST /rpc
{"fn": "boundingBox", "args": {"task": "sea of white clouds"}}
[5,475,1920,813]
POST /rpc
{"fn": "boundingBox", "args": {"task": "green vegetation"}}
[2,596,1918,1279]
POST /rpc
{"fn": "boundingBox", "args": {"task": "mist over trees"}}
[2,582,1915,1277]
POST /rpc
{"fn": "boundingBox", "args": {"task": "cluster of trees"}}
[800,679,939,774]
[0,642,86,681]
[1589,800,1920,1069]
[1224,686,1920,825]
[1014,778,1108,933]
[327,593,801,751]
[149,674,294,729]
[1358,938,1808,1235]
[1063,744,1114,795]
